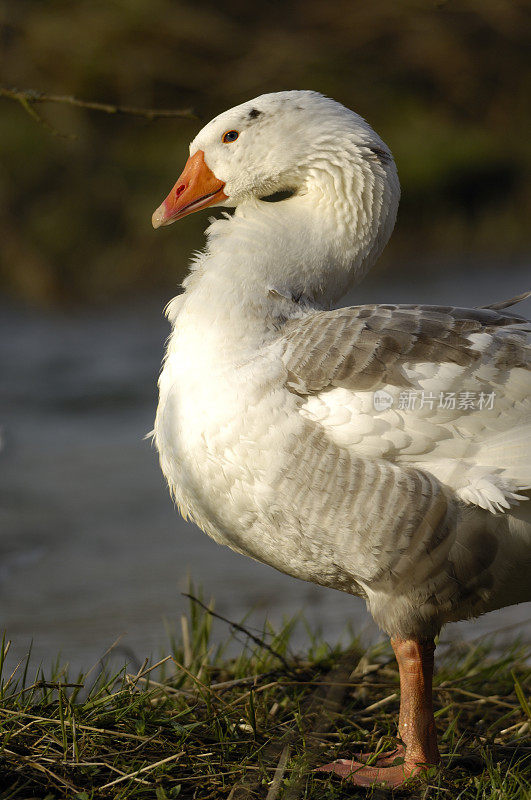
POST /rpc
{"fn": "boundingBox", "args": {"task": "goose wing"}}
[279,302,531,512]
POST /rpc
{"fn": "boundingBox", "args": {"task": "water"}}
[1,257,530,674]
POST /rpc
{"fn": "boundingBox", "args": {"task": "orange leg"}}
[316,638,440,787]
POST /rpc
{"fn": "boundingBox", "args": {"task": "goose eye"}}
[222,130,239,144]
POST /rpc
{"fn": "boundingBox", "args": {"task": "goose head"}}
[153,91,400,302]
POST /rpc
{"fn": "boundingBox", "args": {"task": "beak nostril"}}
[153,150,226,227]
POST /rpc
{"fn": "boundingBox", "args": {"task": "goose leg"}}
[316,638,440,787]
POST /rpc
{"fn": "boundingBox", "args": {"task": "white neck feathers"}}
[178,137,399,315]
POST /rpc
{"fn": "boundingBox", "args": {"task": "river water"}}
[1,257,530,675]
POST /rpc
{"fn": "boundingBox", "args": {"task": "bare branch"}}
[182,592,294,673]
[0,86,198,136]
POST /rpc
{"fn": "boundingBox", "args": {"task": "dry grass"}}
[0,595,529,799]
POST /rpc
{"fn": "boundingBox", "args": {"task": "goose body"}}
[152,91,531,784]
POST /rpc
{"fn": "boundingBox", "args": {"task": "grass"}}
[0,594,529,799]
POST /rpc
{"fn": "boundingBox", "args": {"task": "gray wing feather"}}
[480,289,531,311]
[281,304,529,394]
[273,303,529,638]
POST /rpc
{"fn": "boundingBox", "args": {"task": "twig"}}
[205,672,274,692]
[98,750,185,790]
[441,687,518,710]
[0,86,197,121]
[499,720,530,736]
[362,692,398,712]
[2,655,30,695]
[226,681,279,709]
[135,676,190,695]
[182,593,293,672]
[126,655,174,687]
[0,86,198,138]
[8,681,84,701]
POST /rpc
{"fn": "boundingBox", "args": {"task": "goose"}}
[151,90,531,786]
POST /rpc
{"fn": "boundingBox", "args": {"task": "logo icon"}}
[373,389,394,411]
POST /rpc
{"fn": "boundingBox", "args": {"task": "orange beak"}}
[152,150,227,228]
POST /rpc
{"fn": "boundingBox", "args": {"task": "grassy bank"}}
[0,598,529,799]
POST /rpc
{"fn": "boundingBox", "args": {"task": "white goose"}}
[152,91,531,786]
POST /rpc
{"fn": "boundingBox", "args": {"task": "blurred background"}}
[1,0,530,672]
